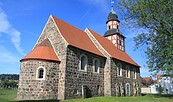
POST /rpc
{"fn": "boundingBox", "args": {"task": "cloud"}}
[0,45,20,74]
[0,7,25,55]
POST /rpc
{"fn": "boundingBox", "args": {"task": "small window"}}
[133,68,136,79]
[79,54,87,71]
[36,67,46,80]
[97,85,100,96]
[117,25,119,29]
[93,59,100,73]
[108,25,111,30]
[126,66,130,78]
[39,68,44,78]
[117,63,122,76]
[73,89,79,95]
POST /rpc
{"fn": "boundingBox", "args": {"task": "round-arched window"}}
[126,66,130,78]
[125,83,131,96]
[36,66,46,80]
[117,63,122,76]
[93,59,100,73]
[80,54,87,71]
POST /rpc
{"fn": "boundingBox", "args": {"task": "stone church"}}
[17,7,140,100]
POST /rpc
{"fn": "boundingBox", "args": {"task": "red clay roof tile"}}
[21,39,60,62]
[88,29,139,67]
[52,16,105,57]
[143,77,153,82]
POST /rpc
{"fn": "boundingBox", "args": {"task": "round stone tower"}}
[17,39,60,100]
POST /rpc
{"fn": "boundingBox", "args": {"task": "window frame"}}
[79,54,88,71]
[125,83,131,96]
[117,63,122,76]
[93,58,100,73]
[126,66,130,78]
[133,68,137,79]
[36,66,46,80]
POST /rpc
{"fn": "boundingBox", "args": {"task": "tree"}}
[0,80,18,89]
[118,0,173,75]
[156,84,164,94]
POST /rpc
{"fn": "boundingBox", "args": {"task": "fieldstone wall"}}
[85,29,112,96]
[111,59,141,96]
[33,15,68,100]
[18,15,141,100]
[17,60,59,100]
[64,46,106,99]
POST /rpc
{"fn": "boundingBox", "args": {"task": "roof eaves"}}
[111,57,140,67]
[20,58,60,63]
[68,45,106,58]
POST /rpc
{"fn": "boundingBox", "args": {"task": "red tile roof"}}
[143,77,153,82]
[21,39,60,62]
[88,29,139,67]
[52,16,105,57]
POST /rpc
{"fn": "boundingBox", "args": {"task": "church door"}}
[125,83,130,96]
[82,85,87,98]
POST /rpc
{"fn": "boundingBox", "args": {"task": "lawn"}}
[0,89,173,102]
[0,89,17,102]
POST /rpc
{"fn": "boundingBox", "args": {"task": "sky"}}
[0,0,151,77]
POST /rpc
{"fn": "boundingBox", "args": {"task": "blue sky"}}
[0,0,151,77]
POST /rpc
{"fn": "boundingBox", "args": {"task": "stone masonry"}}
[65,46,105,99]
[17,60,59,100]
[17,15,141,101]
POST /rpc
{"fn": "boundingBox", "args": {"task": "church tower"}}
[104,1,125,51]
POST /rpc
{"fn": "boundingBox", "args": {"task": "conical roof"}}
[20,39,60,62]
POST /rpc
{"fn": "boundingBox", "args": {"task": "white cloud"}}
[0,7,25,55]
[0,45,20,74]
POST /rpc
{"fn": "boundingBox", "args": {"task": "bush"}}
[156,84,164,94]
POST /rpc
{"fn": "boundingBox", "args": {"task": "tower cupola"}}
[106,9,119,24]
[104,0,125,51]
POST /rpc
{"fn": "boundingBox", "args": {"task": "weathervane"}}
[111,0,114,11]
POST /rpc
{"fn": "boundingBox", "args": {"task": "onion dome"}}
[106,10,119,24]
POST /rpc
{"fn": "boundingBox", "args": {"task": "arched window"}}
[125,83,131,96]
[97,85,100,96]
[36,66,46,80]
[133,68,136,79]
[38,68,44,78]
[93,59,100,73]
[79,54,87,71]
[126,66,130,78]
[117,63,122,76]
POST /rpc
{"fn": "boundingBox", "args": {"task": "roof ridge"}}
[87,28,139,67]
[52,16,105,57]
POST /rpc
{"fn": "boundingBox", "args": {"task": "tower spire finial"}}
[111,0,114,11]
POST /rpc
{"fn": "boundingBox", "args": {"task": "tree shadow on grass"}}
[153,94,173,99]
[142,93,173,99]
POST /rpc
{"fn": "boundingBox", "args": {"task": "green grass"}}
[0,89,17,102]
[0,89,173,102]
